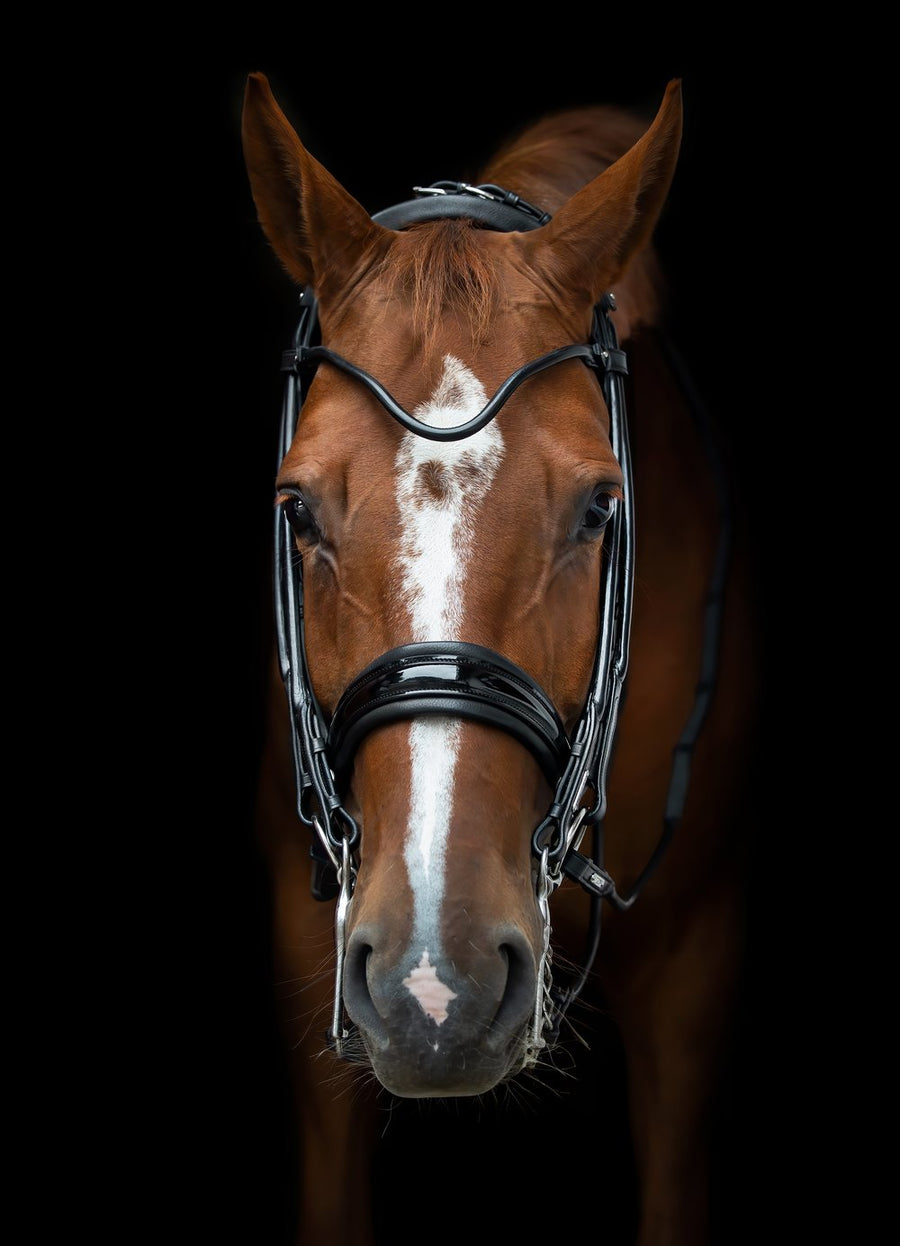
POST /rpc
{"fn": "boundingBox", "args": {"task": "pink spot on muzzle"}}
[402,950,458,1024]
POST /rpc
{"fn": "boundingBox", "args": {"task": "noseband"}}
[274,182,729,1061]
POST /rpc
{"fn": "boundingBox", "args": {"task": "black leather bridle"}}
[273,182,730,1056]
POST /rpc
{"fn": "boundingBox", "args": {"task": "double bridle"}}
[274,182,730,1063]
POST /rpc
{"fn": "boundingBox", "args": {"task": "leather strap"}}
[372,183,550,233]
[373,195,540,232]
[327,642,570,789]
[285,340,605,442]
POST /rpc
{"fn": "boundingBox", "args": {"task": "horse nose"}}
[342,922,539,1096]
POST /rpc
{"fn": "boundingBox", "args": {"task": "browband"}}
[283,340,624,443]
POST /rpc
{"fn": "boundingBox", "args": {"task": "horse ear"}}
[241,72,391,293]
[524,79,683,302]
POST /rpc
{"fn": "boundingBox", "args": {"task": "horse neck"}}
[477,106,668,338]
[477,106,651,214]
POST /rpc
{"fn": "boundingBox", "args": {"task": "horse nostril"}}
[342,934,369,1003]
[342,932,389,1043]
[488,929,539,1047]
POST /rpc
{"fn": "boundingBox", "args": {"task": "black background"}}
[141,29,825,1245]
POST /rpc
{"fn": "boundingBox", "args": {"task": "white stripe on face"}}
[394,356,505,1021]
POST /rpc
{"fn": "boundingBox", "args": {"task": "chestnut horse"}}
[243,71,758,1245]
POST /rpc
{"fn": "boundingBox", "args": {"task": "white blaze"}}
[394,356,504,1021]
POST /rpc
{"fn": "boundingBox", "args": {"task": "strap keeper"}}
[282,345,320,374]
[562,849,614,897]
[592,344,629,375]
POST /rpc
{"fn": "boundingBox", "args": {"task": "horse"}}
[242,70,760,1245]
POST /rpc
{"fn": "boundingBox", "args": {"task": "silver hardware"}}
[412,183,502,202]
[312,814,341,873]
[457,182,499,200]
[524,847,555,1067]
[329,836,353,1055]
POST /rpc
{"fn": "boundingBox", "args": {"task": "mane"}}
[382,219,501,350]
[380,105,667,347]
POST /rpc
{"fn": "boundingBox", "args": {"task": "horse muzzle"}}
[342,919,539,1096]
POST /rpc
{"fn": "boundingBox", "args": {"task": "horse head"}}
[242,73,682,1097]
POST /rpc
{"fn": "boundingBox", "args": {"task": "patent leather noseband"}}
[327,642,571,791]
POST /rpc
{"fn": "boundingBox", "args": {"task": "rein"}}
[274,181,730,1059]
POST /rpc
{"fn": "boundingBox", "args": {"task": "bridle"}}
[273,182,730,1064]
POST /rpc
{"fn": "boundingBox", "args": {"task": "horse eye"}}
[281,491,319,540]
[581,490,616,536]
